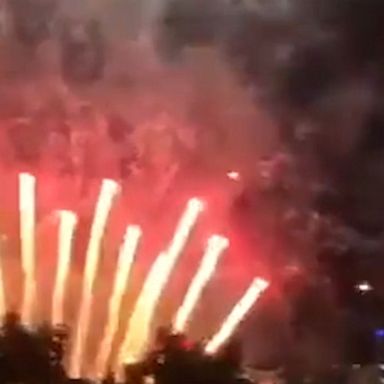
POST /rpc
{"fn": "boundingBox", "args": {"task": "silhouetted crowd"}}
[134,332,252,384]
[122,326,252,384]
[0,313,253,384]
[0,312,68,384]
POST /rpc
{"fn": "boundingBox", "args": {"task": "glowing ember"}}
[173,235,229,333]
[94,225,142,379]
[19,173,37,326]
[227,171,241,181]
[52,210,77,325]
[69,179,120,378]
[356,281,373,293]
[204,278,269,355]
[118,198,204,367]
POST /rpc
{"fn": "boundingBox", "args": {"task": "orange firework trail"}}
[52,210,77,325]
[205,278,269,355]
[173,235,229,333]
[117,251,168,368]
[70,179,119,378]
[94,225,142,380]
[118,198,204,367]
[19,173,37,326]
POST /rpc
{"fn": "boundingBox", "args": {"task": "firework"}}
[118,198,204,367]
[69,179,119,378]
[94,225,142,379]
[13,170,270,377]
[19,173,37,326]
[173,235,229,333]
[205,278,269,355]
[52,210,77,325]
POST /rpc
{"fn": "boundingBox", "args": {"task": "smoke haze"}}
[1,0,384,376]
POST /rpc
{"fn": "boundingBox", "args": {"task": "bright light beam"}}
[94,225,142,380]
[118,198,204,368]
[69,179,119,378]
[19,173,37,326]
[205,278,269,355]
[173,235,229,333]
[117,251,169,368]
[52,210,77,325]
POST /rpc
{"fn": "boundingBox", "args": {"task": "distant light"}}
[375,329,384,338]
[356,281,373,293]
[285,264,301,274]
[227,171,240,181]
[144,376,155,384]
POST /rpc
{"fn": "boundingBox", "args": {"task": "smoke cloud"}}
[2,0,384,375]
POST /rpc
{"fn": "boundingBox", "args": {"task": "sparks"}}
[52,210,77,326]
[204,278,269,355]
[118,198,204,368]
[69,179,119,378]
[19,173,37,326]
[94,225,142,380]
[173,235,229,333]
